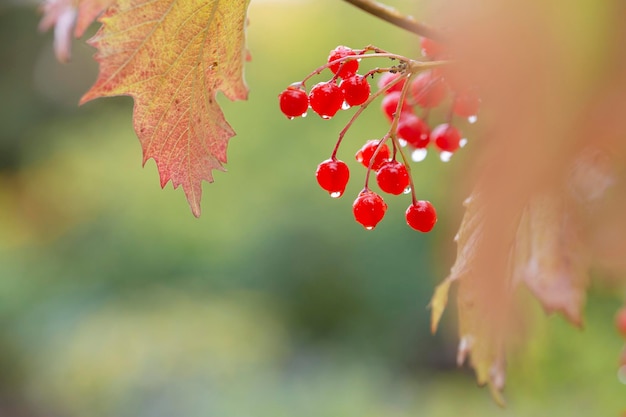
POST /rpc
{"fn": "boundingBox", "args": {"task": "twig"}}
[341,0,444,41]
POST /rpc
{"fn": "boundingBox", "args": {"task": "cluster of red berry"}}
[278,43,479,232]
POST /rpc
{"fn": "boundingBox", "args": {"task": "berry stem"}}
[446,92,457,124]
[394,134,419,205]
[301,52,447,86]
[330,70,408,160]
[387,69,418,204]
[341,0,445,41]
[364,134,391,189]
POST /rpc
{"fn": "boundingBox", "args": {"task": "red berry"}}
[355,139,390,170]
[340,75,371,107]
[421,37,445,58]
[376,160,410,195]
[405,200,437,232]
[381,91,413,120]
[432,123,462,153]
[316,159,350,198]
[328,46,359,79]
[309,81,344,118]
[353,190,387,230]
[397,114,431,149]
[278,85,308,118]
[377,72,406,94]
[452,89,481,118]
[616,306,626,338]
[410,71,447,108]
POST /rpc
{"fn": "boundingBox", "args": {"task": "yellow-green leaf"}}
[81,0,250,216]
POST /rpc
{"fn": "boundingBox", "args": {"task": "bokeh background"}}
[0,0,624,416]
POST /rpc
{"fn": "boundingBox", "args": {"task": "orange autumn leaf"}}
[512,192,590,326]
[429,0,626,403]
[75,0,114,38]
[81,0,250,217]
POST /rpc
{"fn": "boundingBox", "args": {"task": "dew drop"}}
[287,116,295,120]
[365,226,374,231]
[460,138,468,148]
[411,148,428,162]
[301,112,308,118]
[440,151,453,162]
[398,139,407,147]
[468,115,478,124]
[342,101,351,110]
[330,191,342,198]
[321,114,331,120]
[403,186,411,195]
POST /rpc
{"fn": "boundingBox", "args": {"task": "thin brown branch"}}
[341,0,444,41]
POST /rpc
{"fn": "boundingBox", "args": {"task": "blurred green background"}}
[0,0,624,416]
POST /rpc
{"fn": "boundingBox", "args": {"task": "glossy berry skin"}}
[279,86,308,118]
[381,91,413,120]
[309,81,344,118]
[316,159,350,197]
[616,306,626,339]
[377,72,406,94]
[328,46,359,79]
[410,71,447,108]
[376,160,410,195]
[341,75,371,107]
[431,123,462,152]
[353,190,387,230]
[406,200,437,232]
[421,37,445,58]
[397,114,431,149]
[355,140,390,170]
[453,89,481,118]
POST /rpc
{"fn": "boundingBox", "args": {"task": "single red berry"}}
[278,85,309,118]
[452,89,481,118]
[377,72,406,94]
[340,75,371,107]
[410,71,447,108]
[376,160,410,195]
[616,306,626,339]
[309,81,344,118]
[405,200,437,232]
[353,190,387,230]
[381,91,413,120]
[355,139,390,170]
[316,159,350,198]
[328,46,359,79]
[397,114,431,149]
[432,123,462,153]
[421,37,445,58]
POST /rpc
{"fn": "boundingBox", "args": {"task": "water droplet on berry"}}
[403,186,411,194]
[411,148,428,162]
[440,151,453,162]
[342,101,351,110]
[321,115,332,120]
[468,115,478,124]
[330,191,342,198]
[398,139,407,147]
[301,112,308,118]
[460,138,468,148]
[365,226,374,231]
[287,116,295,120]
